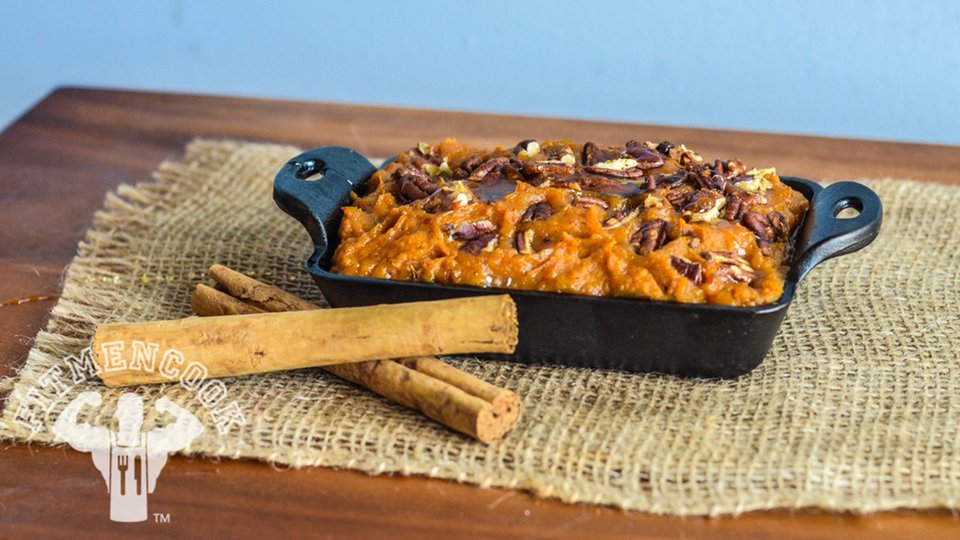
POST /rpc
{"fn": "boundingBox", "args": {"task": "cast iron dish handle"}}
[273,147,377,267]
[787,180,882,283]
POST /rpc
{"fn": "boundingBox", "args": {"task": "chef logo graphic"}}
[52,391,204,522]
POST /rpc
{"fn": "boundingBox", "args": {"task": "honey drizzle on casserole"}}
[333,139,809,306]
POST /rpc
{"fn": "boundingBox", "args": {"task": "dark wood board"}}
[2,87,958,539]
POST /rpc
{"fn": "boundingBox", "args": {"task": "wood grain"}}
[1,87,958,539]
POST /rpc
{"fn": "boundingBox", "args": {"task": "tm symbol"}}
[153,512,171,524]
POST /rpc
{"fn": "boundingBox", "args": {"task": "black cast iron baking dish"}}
[273,146,882,378]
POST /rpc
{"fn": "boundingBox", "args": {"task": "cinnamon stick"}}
[208,264,317,312]
[196,268,523,443]
[396,357,521,425]
[191,283,265,316]
[316,359,519,442]
[93,295,518,387]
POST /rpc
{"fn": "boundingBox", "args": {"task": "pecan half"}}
[400,181,430,201]
[581,142,619,166]
[623,140,665,169]
[715,265,754,284]
[574,194,610,209]
[584,161,646,178]
[703,251,757,283]
[468,157,509,181]
[522,161,576,177]
[501,163,525,184]
[421,182,476,213]
[452,220,497,241]
[396,164,438,201]
[656,172,690,189]
[724,183,767,215]
[666,189,695,210]
[521,201,554,222]
[459,155,483,174]
[462,233,497,255]
[768,211,789,240]
[514,228,534,254]
[578,175,624,189]
[410,155,441,168]
[670,256,704,285]
[723,193,744,220]
[630,219,668,255]
[394,163,431,182]
[696,169,728,191]
[741,211,775,242]
[452,220,498,255]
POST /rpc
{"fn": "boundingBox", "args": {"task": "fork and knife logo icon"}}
[115,453,143,497]
[53,392,204,522]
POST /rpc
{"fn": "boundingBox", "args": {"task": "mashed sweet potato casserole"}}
[333,139,809,306]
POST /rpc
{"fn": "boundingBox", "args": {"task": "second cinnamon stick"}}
[194,274,523,442]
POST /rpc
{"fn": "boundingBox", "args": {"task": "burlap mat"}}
[2,140,958,516]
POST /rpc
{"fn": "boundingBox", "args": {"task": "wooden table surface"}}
[2,87,958,539]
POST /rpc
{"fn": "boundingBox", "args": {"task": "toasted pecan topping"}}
[469,157,509,182]
[335,138,810,306]
[671,256,704,285]
[514,228,534,254]
[631,219,668,255]
[521,201,554,222]
[742,211,776,243]
[703,251,757,284]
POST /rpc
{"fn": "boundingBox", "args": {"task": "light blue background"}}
[2,1,959,144]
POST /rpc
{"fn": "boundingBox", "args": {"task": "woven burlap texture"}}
[2,140,958,516]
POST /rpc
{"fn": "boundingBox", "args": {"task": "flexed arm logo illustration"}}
[52,392,204,522]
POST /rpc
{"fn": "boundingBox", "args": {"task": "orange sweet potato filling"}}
[333,139,809,306]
